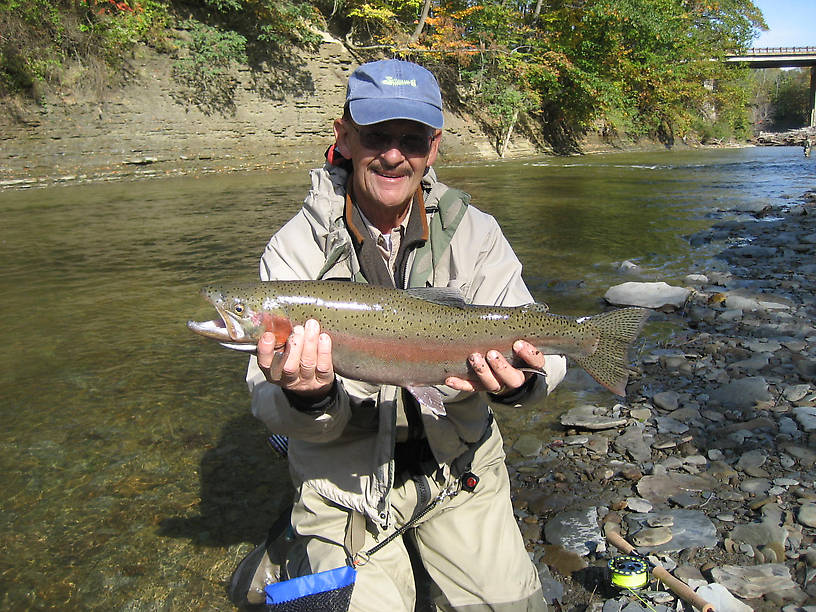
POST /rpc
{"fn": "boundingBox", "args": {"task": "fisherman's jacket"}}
[247,164,566,527]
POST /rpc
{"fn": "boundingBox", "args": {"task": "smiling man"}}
[234,59,567,611]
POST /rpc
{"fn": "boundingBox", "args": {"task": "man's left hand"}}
[444,340,545,395]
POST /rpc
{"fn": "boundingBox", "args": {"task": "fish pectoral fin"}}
[405,385,447,417]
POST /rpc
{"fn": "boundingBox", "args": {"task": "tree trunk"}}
[532,0,544,21]
[411,0,433,43]
[499,109,519,158]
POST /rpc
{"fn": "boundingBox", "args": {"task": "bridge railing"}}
[736,47,816,56]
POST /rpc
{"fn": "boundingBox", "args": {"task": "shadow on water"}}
[159,414,294,547]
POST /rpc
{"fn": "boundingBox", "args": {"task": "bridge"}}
[726,47,816,127]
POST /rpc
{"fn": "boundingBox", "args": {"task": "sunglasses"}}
[346,122,436,156]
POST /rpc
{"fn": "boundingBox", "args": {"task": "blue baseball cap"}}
[346,59,444,129]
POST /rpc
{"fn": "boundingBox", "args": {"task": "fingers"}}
[513,340,546,369]
[446,343,539,394]
[258,320,334,396]
[257,332,285,382]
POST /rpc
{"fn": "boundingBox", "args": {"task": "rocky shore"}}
[504,189,816,611]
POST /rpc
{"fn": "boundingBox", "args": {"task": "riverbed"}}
[0,146,813,609]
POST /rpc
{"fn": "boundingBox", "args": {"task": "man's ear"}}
[426,130,442,167]
[333,119,352,158]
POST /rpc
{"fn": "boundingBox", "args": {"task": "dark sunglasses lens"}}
[359,130,431,155]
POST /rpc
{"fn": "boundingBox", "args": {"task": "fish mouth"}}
[187,304,257,352]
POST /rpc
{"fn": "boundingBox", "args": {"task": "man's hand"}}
[445,340,544,394]
[257,319,335,398]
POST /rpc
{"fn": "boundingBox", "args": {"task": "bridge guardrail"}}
[733,47,816,56]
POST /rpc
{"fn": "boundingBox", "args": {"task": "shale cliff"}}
[0,36,538,188]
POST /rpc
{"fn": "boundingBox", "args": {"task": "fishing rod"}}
[603,513,715,612]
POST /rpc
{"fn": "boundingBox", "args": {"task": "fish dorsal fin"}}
[404,287,469,309]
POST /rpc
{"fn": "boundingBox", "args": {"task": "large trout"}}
[188,280,650,407]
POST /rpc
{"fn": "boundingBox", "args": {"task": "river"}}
[0,146,813,609]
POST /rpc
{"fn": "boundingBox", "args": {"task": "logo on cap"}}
[382,76,417,87]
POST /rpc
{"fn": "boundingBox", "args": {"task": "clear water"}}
[0,146,813,609]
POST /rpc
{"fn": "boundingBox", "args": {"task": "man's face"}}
[334,118,441,220]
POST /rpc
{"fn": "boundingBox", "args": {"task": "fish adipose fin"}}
[575,307,650,396]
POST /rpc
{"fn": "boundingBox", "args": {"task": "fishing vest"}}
[315,181,470,287]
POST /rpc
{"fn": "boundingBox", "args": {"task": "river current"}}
[0,146,813,608]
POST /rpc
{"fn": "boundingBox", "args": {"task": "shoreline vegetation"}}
[2,1,814,191]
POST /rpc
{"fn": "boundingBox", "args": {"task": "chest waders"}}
[261,188,472,611]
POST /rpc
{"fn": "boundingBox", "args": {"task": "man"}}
[243,58,566,611]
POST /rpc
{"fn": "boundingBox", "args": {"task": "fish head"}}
[187,284,293,352]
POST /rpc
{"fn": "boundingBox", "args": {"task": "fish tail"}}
[575,307,650,396]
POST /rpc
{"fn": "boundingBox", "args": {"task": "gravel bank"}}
[503,188,816,611]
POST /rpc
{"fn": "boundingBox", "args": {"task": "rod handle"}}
[603,520,715,612]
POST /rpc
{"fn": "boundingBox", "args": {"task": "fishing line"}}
[608,555,659,612]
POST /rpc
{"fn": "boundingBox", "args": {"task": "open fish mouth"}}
[187,307,257,351]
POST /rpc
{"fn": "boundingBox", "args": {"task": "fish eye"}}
[233,303,244,314]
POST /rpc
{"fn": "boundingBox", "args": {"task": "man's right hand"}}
[257,318,335,399]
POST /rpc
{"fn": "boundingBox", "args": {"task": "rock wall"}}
[0,35,526,188]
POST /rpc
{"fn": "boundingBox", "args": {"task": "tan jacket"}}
[247,164,566,527]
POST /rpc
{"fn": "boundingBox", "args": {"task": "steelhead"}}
[188,280,650,397]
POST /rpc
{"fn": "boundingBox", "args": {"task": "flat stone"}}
[655,416,689,435]
[624,509,716,553]
[614,425,652,462]
[736,449,767,472]
[794,406,816,432]
[604,281,691,310]
[514,434,543,457]
[694,583,754,612]
[740,478,771,495]
[535,563,564,604]
[560,405,627,430]
[652,390,680,411]
[636,473,718,503]
[785,384,812,403]
[709,377,772,410]
[626,497,653,513]
[631,526,673,547]
[544,507,605,556]
[798,503,816,528]
[710,563,798,599]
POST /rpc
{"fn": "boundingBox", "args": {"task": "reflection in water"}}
[0,147,812,608]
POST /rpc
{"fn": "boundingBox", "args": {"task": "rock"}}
[636,473,718,504]
[654,416,689,435]
[652,390,680,411]
[736,449,767,472]
[614,426,652,462]
[631,526,672,547]
[544,507,605,556]
[794,406,816,432]
[785,384,812,403]
[539,544,587,577]
[514,434,543,457]
[604,281,691,310]
[710,563,799,599]
[536,563,565,604]
[798,503,816,528]
[694,583,754,612]
[626,497,653,513]
[560,405,627,430]
[624,510,717,553]
[740,478,771,495]
[709,377,772,410]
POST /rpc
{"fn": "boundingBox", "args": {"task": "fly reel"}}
[608,555,649,590]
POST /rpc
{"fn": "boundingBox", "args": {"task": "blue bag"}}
[265,565,356,611]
